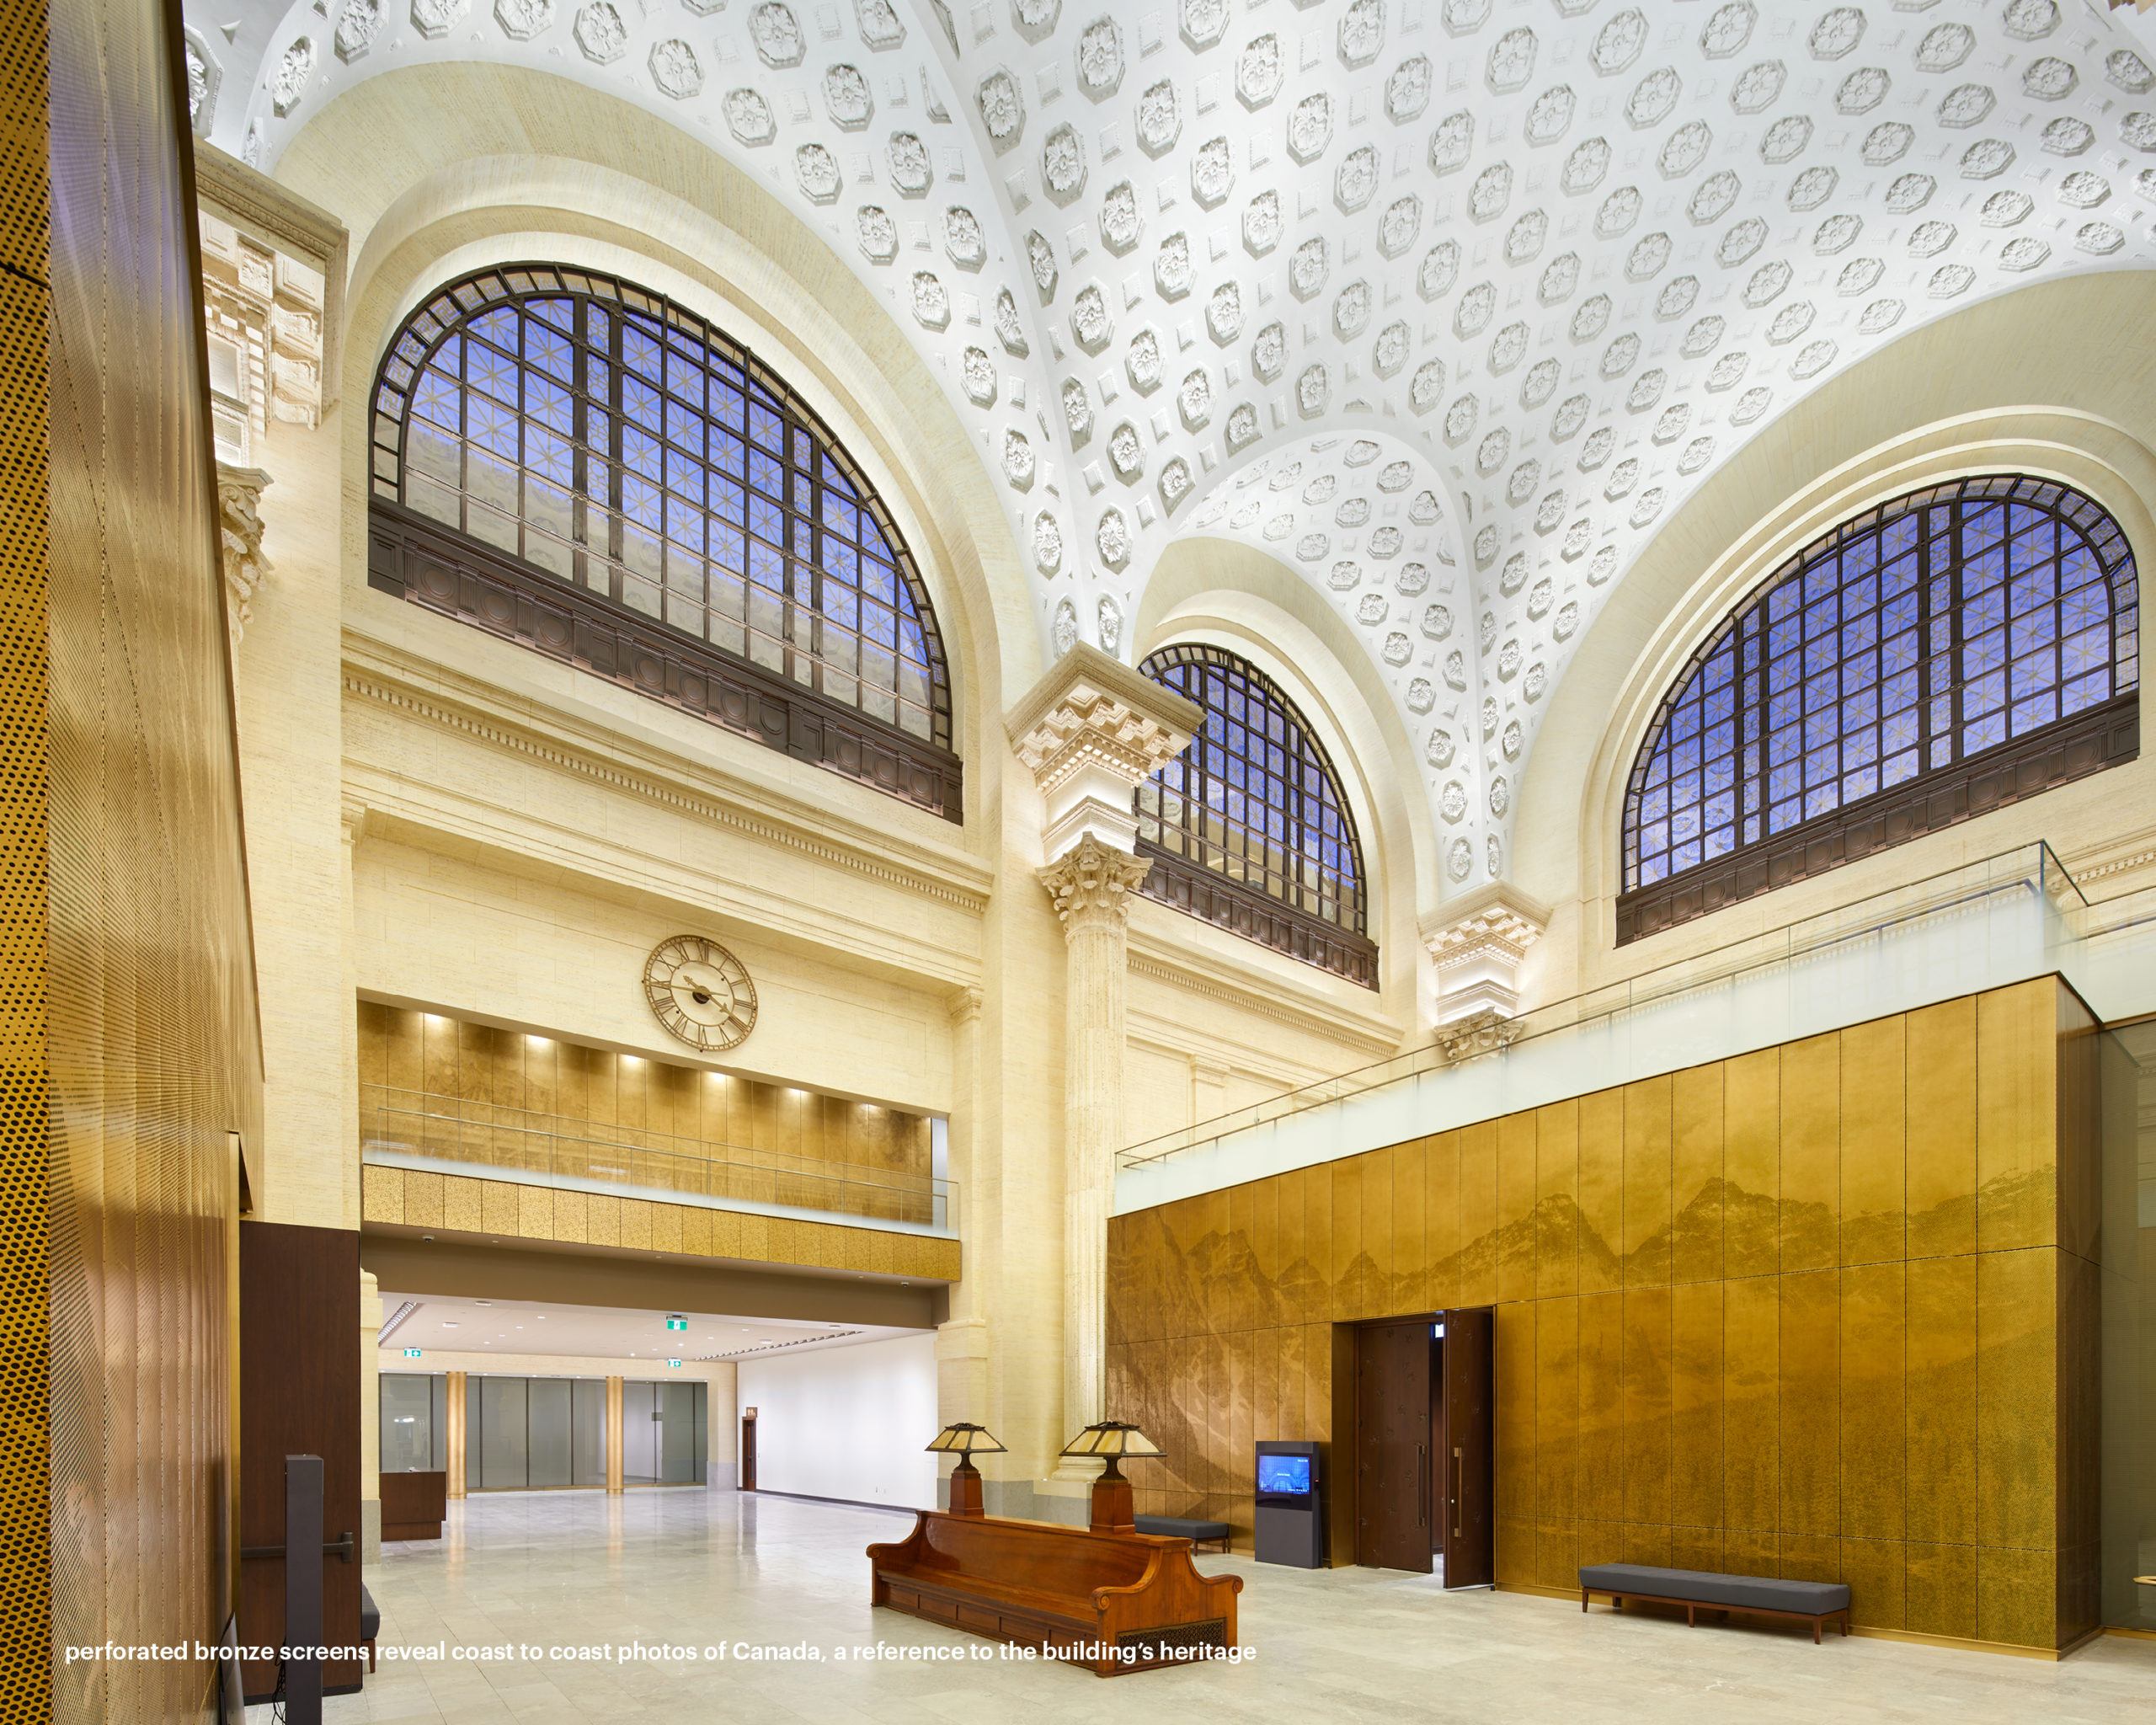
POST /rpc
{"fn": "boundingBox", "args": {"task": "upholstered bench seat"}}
[1579,1563,1850,1643]
[1132,1516,1231,1553]
[360,1583,381,1673]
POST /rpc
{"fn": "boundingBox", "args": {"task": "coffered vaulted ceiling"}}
[186,0,2156,892]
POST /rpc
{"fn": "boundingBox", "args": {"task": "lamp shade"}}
[1058,1420,1163,1461]
[926,1422,1007,1457]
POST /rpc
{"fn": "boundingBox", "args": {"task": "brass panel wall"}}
[359,1003,931,1214]
[361,1164,960,1283]
[1106,977,2100,1653]
[1,0,265,1717]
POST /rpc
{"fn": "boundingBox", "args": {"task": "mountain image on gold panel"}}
[643,935,758,1052]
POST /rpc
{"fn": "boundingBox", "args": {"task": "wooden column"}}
[445,1371,466,1499]
[606,1375,624,1494]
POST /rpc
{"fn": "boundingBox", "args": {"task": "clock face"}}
[642,935,758,1052]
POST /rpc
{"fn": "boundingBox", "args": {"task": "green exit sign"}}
[667,1359,682,1369]
[665,1317,687,1332]
[403,1348,422,1358]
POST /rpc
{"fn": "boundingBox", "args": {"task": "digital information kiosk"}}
[1254,1439,1326,1567]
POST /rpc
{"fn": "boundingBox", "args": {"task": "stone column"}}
[1037,837,1154,1434]
[1006,645,1198,1452]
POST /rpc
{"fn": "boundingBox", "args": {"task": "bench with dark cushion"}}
[1580,1563,1850,1644]
[1132,1516,1231,1553]
[360,1583,381,1673]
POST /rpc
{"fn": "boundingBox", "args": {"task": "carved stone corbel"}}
[216,462,272,650]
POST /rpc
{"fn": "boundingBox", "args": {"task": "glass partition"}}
[477,1376,528,1487]
[380,1372,446,1471]
[621,1380,658,1485]
[462,1374,609,1491]
[527,1377,573,1489]
[622,1379,707,1485]
[571,1378,606,1487]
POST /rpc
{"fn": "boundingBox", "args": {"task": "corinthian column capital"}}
[1037,835,1154,941]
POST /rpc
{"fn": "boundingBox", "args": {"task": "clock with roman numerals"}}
[641,934,757,1052]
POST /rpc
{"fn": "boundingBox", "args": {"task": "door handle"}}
[1452,1449,1462,1540]
[1417,1446,1428,1527]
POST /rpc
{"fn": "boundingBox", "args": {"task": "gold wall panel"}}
[360,1003,935,1222]
[362,1166,959,1282]
[1103,978,2100,1653]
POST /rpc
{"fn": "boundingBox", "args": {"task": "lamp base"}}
[947,1460,985,1518]
[1088,1473,1134,1535]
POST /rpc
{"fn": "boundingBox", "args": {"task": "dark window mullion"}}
[608,306,627,601]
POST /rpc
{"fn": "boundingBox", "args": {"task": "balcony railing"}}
[1119,840,2095,1176]
[360,1086,954,1232]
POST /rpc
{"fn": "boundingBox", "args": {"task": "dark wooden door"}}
[1440,1306,1494,1589]
[1353,1320,1433,1573]
[1429,1344,1447,1555]
[740,1415,756,1489]
[240,1221,362,1699]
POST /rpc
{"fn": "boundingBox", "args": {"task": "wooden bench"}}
[1580,1562,1851,1644]
[868,1510,1243,1675]
[1134,1515,1230,1553]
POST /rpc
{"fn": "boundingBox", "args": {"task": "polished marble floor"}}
[270,1487,2154,1723]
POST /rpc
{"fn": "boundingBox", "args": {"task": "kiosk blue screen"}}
[1257,1454,1310,1496]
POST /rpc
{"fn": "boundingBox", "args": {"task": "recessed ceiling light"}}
[441,1322,459,1329]
[474,1300,494,1307]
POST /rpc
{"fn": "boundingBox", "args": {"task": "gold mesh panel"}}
[0,2,51,1717]
[11,0,264,1717]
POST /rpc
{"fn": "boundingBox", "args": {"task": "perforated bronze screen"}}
[13,0,264,1718]
[0,2,52,1717]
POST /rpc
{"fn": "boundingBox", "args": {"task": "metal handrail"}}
[360,1087,954,1231]
[1118,839,2089,1172]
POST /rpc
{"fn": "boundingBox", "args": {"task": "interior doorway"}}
[739,1412,757,1490]
[1350,1308,1492,1587]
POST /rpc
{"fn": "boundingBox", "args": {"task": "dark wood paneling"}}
[1136,841,1380,989]
[1353,1320,1433,1573]
[380,1471,446,1541]
[1616,693,2137,945]
[367,499,963,823]
[1442,1307,1495,1589]
[241,1221,362,1699]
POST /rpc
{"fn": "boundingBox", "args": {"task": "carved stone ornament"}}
[1433,1007,1525,1064]
[1006,642,1200,859]
[217,462,273,650]
[1422,882,1550,1028]
[1037,833,1154,940]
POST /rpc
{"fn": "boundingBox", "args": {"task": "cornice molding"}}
[1124,927,1402,1061]
[341,649,993,914]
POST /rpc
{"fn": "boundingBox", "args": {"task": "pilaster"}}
[1005,647,1198,1466]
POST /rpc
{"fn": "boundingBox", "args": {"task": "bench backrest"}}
[901,1514,1158,1599]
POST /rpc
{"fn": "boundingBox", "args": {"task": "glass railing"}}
[1119,840,2089,1173]
[360,1086,954,1231]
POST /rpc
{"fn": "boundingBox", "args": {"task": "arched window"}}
[366,264,959,820]
[1620,475,2139,943]
[1134,644,1375,987]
